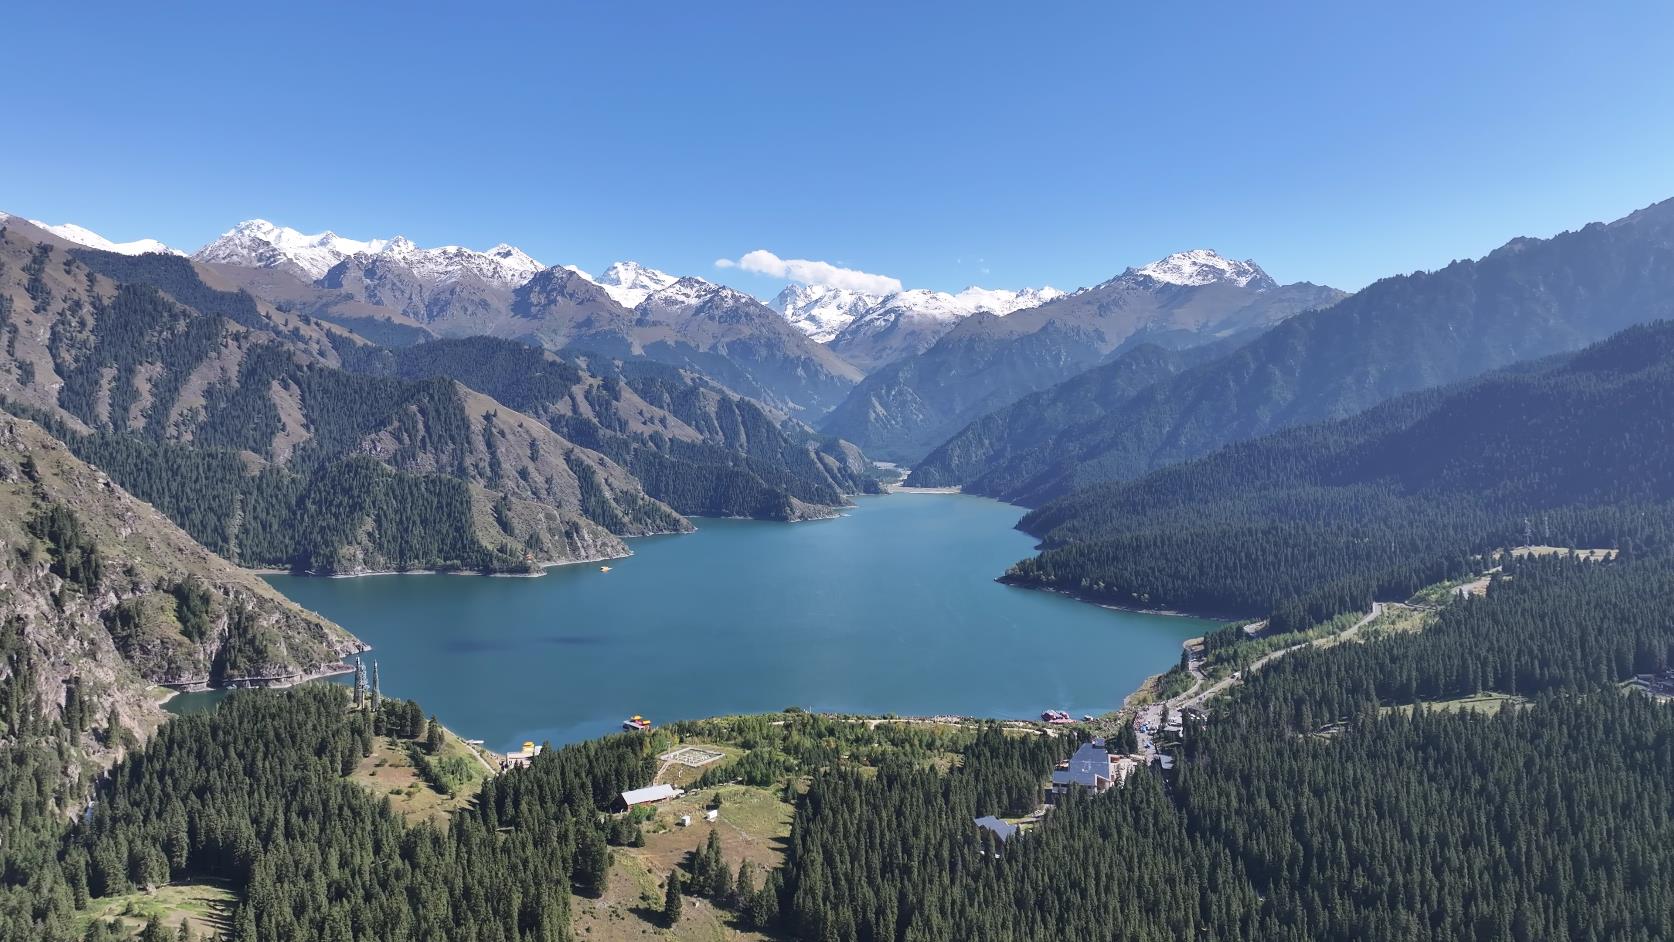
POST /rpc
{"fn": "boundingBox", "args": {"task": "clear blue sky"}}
[5,1,1673,294]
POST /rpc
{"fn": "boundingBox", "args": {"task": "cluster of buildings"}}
[1630,670,1674,700]
[1049,738,1140,798]
[501,741,542,770]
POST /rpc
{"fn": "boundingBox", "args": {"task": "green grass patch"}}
[1382,692,1529,716]
[77,881,236,939]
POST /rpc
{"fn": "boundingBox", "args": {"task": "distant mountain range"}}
[11,212,1078,371]
[0,212,181,256]
[0,220,877,575]
[26,201,1674,542]
[822,251,1345,461]
[771,283,1064,370]
[912,197,1674,502]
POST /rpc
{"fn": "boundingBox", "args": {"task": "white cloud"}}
[715,249,902,295]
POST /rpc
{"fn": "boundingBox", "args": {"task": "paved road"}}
[1181,602,1386,712]
[1124,602,1401,767]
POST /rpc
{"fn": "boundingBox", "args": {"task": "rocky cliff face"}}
[0,414,360,788]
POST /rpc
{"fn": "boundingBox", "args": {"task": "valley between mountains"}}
[7,196,1674,941]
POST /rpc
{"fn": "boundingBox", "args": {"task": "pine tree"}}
[734,860,756,909]
[663,869,683,925]
[575,825,609,897]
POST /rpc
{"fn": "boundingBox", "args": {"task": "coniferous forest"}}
[1007,322,1674,631]
[3,545,1672,940]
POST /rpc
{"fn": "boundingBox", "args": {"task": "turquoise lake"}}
[178,494,1212,751]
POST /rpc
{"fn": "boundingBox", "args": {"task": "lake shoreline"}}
[235,493,1213,749]
[242,499,876,580]
[158,662,358,706]
[999,578,1252,622]
[246,548,635,580]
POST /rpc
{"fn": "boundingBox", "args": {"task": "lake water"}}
[172,494,1212,750]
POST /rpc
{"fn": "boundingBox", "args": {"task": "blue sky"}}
[5,1,1673,295]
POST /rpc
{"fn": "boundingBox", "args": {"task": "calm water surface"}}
[175,494,1211,750]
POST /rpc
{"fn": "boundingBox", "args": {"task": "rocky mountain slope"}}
[820,251,1343,462]
[771,282,1063,369]
[824,286,1065,372]
[195,220,865,416]
[0,412,358,791]
[906,342,1226,492]
[195,219,540,285]
[0,214,179,256]
[944,197,1674,503]
[355,336,878,521]
[0,224,688,573]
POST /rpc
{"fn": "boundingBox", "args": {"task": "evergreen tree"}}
[662,869,682,926]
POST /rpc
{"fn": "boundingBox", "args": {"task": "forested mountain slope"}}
[1008,320,1674,630]
[0,226,687,573]
[780,551,1674,941]
[820,252,1340,462]
[355,337,875,519]
[954,197,1674,503]
[905,342,1221,490]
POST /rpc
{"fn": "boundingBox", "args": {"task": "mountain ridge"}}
[933,196,1674,502]
[821,252,1343,461]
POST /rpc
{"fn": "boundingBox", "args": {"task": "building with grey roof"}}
[974,815,1019,841]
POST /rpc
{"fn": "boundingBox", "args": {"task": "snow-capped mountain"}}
[593,261,680,308]
[194,220,387,280]
[193,219,542,286]
[823,286,1064,372]
[772,282,1064,346]
[0,214,180,255]
[820,250,1343,461]
[375,236,543,288]
[1125,249,1274,289]
[770,284,884,343]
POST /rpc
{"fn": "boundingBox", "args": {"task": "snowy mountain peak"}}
[1,214,181,256]
[194,220,541,286]
[773,282,1063,342]
[196,220,388,279]
[595,261,681,308]
[770,283,882,343]
[1128,249,1274,289]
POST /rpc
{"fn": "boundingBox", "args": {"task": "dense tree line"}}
[0,684,659,941]
[779,550,1674,941]
[1008,321,1674,631]
[4,554,1673,940]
